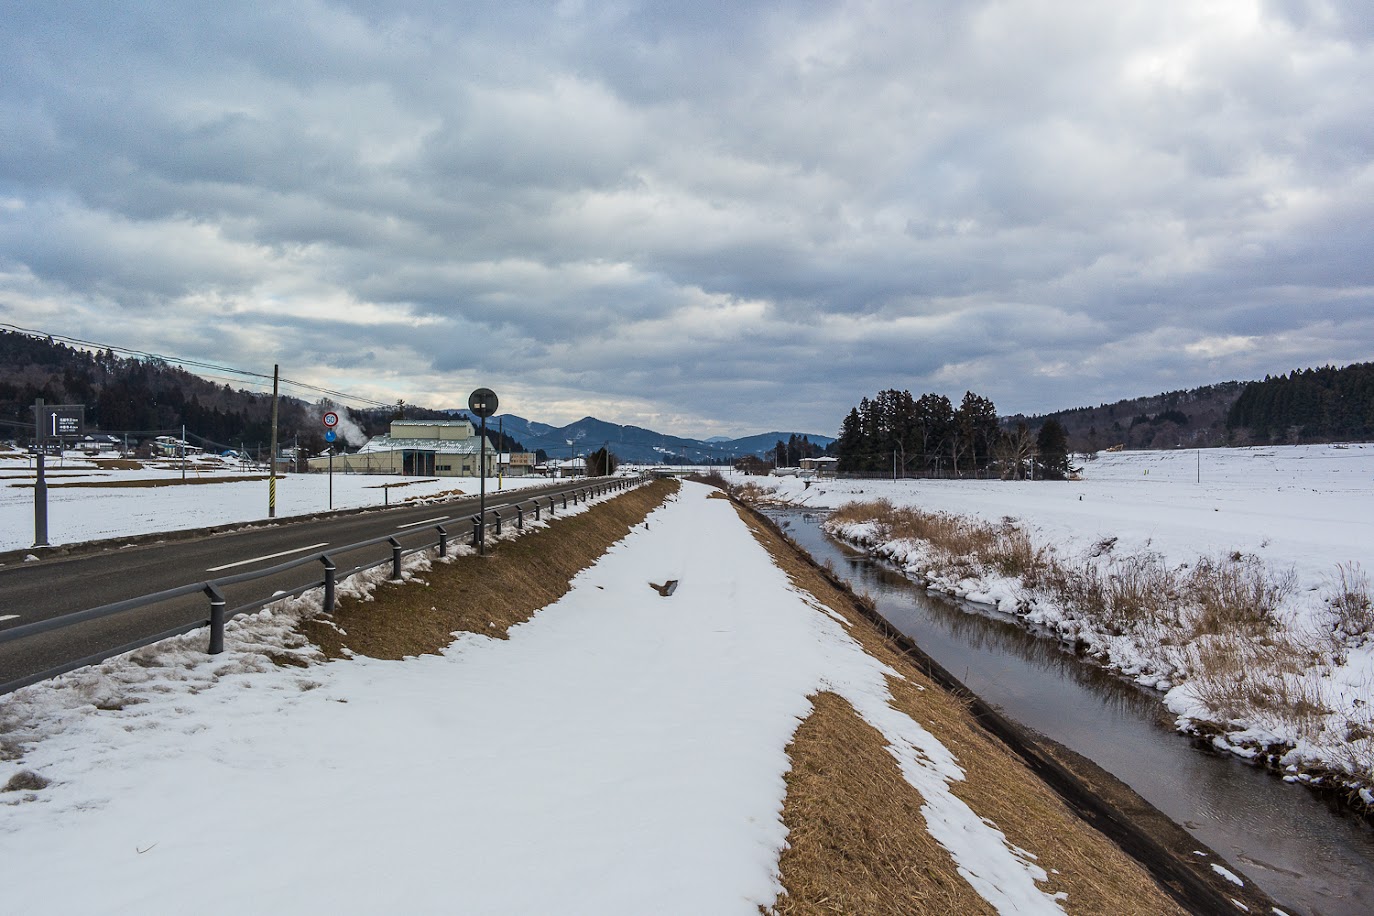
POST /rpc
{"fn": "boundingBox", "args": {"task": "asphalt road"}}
[0,476,627,693]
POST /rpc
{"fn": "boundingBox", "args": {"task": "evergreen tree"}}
[1036,419,1071,480]
[1227,363,1374,443]
[587,447,618,477]
[914,392,954,475]
[956,391,999,475]
[836,407,863,472]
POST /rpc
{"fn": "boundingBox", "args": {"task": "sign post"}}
[467,388,499,555]
[323,411,340,510]
[32,401,85,548]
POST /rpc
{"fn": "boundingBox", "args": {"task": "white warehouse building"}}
[307,419,521,477]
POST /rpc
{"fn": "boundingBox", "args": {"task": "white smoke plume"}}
[315,401,369,448]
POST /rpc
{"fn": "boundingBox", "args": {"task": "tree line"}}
[0,331,298,452]
[771,433,825,468]
[1226,363,1374,444]
[835,388,1071,480]
[0,330,533,459]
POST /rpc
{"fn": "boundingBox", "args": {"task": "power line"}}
[0,323,399,409]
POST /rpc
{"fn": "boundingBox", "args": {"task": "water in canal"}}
[771,509,1374,916]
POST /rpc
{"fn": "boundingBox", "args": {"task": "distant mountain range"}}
[443,412,835,464]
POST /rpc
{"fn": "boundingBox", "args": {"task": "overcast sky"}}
[2,1,1371,437]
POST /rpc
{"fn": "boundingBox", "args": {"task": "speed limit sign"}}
[322,411,340,428]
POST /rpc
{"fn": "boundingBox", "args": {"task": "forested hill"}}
[1226,363,1374,444]
[1008,362,1374,451]
[0,330,326,455]
[0,331,533,457]
[1005,382,1246,452]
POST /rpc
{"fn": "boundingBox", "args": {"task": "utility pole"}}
[181,423,186,481]
[268,364,279,518]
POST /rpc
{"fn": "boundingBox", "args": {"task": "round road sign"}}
[468,387,499,419]
[322,411,340,428]
[325,429,337,443]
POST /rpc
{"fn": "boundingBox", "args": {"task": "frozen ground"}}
[0,482,1071,915]
[743,444,1374,794]
[0,448,554,552]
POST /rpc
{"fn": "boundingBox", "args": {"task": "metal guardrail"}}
[0,476,650,696]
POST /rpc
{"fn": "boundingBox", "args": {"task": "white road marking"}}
[207,542,329,573]
[396,516,450,529]
[0,614,19,622]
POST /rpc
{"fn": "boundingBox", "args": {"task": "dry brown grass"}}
[829,500,1044,583]
[831,500,1302,648]
[2,770,49,792]
[363,478,442,490]
[735,506,1189,916]
[1189,637,1329,727]
[12,474,268,489]
[1045,555,1178,636]
[734,481,804,506]
[686,470,732,490]
[772,691,993,916]
[1186,554,1294,638]
[1332,562,1374,639]
[300,480,674,660]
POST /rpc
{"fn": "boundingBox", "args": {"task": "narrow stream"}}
[771,508,1374,916]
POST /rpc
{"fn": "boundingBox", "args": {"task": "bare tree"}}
[997,423,1035,480]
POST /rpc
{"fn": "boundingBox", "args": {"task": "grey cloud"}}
[1,0,1371,436]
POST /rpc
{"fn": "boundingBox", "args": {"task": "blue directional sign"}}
[325,429,337,443]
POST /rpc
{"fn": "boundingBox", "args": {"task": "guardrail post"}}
[437,525,448,557]
[388,537,403,580]
[516,505,524,530]
[533,500,541,521]
[205,583,226,654]
[472,514,482,547]
[321,555,337,611]
[563,492,569,509]
[494,510,503,536]
[549,496,556,515]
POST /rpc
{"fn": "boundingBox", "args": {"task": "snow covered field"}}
[0,482,1074,914]
[744,444,1374,796]
[0,448,553,553]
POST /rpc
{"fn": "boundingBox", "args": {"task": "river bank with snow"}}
[736,444,1374,806]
